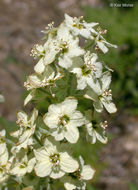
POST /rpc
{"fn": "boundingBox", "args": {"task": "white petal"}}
[28,74,41,89]
[97,41,108,54]
[64,182,76,190]
[43,112,59,129]
[34,148,49,161]
[101,72,111,91]
[93,101,103,113]
[17,111,28,123]
[61,97,78,115]
[60,152,79,173]
[34,58,45,74]
[24,90,35,106]
[0,130,6,137]
[80,29,91,39]
[35,160,52,177]
[101,98,117,113]
[68,39,84,57]
[94,62,103,78]
[64,13,73,26]
[10,130,20,138]
[27,158,36,173]
[0,149,8,165]
[64,125,79,143]
[77,77,87,90]
[44,138,58,155]
[50,169,65,179]
[11,166,27,177]
[44,49,57,65]
[71,67,82,77]
[87,77,101,95]
[61,176,77,190]
[0,143,6,155]
[57,23,70,40]
[81,165,95,180]
[30,108,38,125]
[58,55,73,69]
[70,111,85,127]
[48,103,61,115]
[91,131,96,144]
[84,88,98,102]
[83,22,99,28]
[103,40,117,48]
[52,130,64,141]
[95,131,108,144]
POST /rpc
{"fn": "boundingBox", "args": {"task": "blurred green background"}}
[0,0,138,190]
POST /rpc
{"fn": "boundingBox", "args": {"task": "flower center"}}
[30,44,45,59]
[58,115,70,127]
[59,40,69,54]
[81,66,91,76]
[102,89,112,97]
[50,154,60,166]
[72,17,83,29]
[19,162,27,169]
[0,138,5,144]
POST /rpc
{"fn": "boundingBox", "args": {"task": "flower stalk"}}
[0,14,117,190]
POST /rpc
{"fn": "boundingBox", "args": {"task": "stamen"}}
[100,121,108,129]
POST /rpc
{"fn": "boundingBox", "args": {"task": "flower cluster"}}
[0,14,117,189]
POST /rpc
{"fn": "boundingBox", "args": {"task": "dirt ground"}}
[0,0,138,189]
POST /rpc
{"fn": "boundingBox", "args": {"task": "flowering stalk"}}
[0,14,117,190]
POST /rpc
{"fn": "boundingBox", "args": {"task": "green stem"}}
[34,133,43,146]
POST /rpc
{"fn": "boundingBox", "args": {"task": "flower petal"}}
[95,131,108,144]
[70,111,85,127]
[101,71,111,91]
[34,148,49,161]
[60,152,79,173]
[101,98,117,113]
[35,160,52,177]
[50,169,65,179]
[64,125,79,143]
[81,165,95,180]
[34,58,45,74]
[43,112,59,129]
[93,101,103,113]
[61,97,78,115]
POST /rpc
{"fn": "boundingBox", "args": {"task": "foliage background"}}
[0,0,138,189]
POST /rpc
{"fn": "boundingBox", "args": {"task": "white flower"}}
[34,23,84,73]
[11,109,38,153]
[34,34,58,74]
[24,65,63,90]
[64,14,98,39]
[55,23,85,69]
[34,138,79,179]
[79,156,95,181]
[10,155,36,177]
[63,156,95,190]
[43,97,85,143]
[71,52,102,90]
[84,110,108,144]
[86,122,107,144]
[84,72,117,113]
[94,33,117,54]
